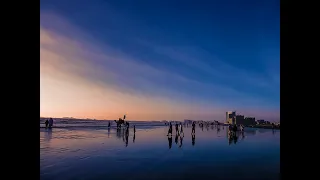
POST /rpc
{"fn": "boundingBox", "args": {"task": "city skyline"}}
[40,0,279,121]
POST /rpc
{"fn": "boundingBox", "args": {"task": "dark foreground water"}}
[40,125,280,180]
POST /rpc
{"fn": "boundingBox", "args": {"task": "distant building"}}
[226,111,236,124]
[256,119,266,125]
[184,119,193,124]
[231,115,257,126]
[234,115,245,124]
[244,117,256,126]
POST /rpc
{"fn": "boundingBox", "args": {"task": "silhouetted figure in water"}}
[48,118,53,128]
[192,122,195,134]
[125,129,129,147]
[133,133,135,143]
[108,122,111,128]
[175,123,179,135]
[167,123,173,136]
[134,125,136,134]
[45,120,49,128]
[179,135,183,148]
[192,134,195,146]
[201,125,204,131]
[168,136,172,149]
[175,134,179,144]
[180,123,183,136]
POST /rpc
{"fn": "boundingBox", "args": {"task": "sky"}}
[40,0,280,121]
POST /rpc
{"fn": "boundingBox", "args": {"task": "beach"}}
[40,122,280,180]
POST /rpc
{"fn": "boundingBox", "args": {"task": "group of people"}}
[115,122,136,147]
[167,121,196,136]
[167,122,185,136]
[45,118,54,128]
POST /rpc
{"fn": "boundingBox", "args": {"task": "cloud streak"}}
[40,11,279,121]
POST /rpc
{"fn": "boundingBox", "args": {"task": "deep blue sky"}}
[40,0,280,120]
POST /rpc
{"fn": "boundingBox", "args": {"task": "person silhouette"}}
[192,134,195,146]
[168,136,172,149]
[180,122,184,136]
[45,119,49,128]
[191,122,196,135]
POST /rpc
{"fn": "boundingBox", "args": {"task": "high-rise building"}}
[226,111,236,124]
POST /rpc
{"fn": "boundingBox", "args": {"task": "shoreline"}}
[246,125,280,130]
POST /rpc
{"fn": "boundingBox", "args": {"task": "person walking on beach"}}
[134,125,136,134]
[192,122,195,134]
[45,119,49,128]
[108,122,111,128]
[48,118,53,128]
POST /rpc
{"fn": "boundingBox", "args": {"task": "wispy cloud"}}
[40,12,279,121]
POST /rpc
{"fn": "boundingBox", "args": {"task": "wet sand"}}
[40,125,280,180]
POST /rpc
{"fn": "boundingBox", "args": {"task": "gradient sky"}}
[40,0,280,121]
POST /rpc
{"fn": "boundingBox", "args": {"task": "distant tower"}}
[226,111,236,124]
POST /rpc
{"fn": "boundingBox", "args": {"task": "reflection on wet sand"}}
[133,133,135,143]
[228,131,238,145]
[168,136,172,149]
[44,128,52,142]
[192,134,195,146]
[179,135,183,148]
[105,124,274,149]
